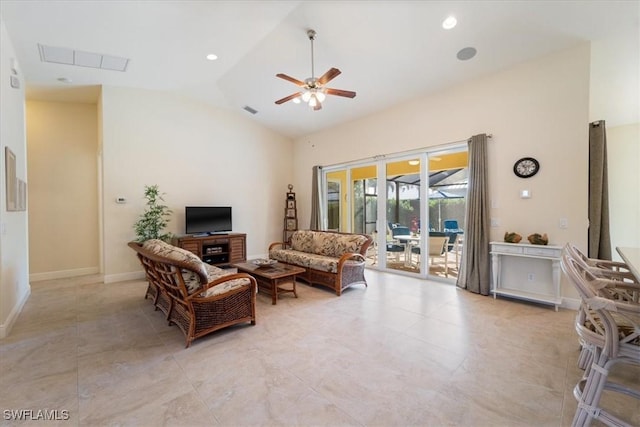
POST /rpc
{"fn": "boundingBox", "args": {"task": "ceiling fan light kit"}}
[275,29,356,111]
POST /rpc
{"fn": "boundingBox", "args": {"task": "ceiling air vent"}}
[243,105,258,115]
[38,44,129,71]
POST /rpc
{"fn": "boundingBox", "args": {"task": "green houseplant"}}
[134,185,173,242]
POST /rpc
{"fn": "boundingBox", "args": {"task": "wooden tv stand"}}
[174,233,246,267]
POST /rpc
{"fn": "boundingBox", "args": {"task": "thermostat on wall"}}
[10,75,20,89]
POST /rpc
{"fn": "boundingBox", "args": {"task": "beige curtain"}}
[310,165,323,230]
[456,133,491,295]
[588,121,612,259]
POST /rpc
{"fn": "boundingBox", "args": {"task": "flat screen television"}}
[185,206,232,235]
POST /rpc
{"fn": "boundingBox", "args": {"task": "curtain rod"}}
[321,133,492,169]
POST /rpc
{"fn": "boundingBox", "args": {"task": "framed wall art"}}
[17,179,26,211]
[286,218,297,231]
[5,147,17,211]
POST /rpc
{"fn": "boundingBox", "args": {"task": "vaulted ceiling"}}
[1,1,638,139]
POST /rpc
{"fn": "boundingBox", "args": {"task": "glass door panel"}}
[352,165,377,265]
[386,159,421,273]
[427,149,468,279]
[326,170,346,231]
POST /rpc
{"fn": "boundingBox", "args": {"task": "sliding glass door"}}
[322,145,468,280]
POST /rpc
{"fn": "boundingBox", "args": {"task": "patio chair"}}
[411,236,449,276]
[386,224,410,263]
[443,219,463,233]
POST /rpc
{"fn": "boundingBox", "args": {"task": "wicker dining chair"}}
[567,243,637,286]
[561,248,640,427]
[565,244,640,374]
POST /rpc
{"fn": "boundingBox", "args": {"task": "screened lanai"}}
[325,150,469,279]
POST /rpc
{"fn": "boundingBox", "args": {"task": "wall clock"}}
[513,157,539,178]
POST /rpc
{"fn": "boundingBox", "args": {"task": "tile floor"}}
[1,271,638,426]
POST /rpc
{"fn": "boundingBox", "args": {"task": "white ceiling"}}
[1,1,638,139]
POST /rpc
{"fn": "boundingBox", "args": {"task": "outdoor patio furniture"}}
[387,242,405,262]
[443,219,463,233]
[389,225,412,265]
[411,235,450,276]
[430,231,461,269]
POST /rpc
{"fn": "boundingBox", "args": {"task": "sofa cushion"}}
[201,264,252,297]
[270,248,364,274]
[181,263,251,297]
[270,248,312,269]
[332,233,369,257]
[142,239,208,279]
[290,230,316,253]
[290,230,369,258]
[311,231,336,257]
[304,252,340,273]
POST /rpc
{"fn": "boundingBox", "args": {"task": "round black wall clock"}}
[513,157,540,178]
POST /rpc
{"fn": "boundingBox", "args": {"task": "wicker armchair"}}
[129,241,256,348]
[561,248,640,427]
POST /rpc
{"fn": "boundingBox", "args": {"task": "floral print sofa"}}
[268,230,372,296]
[129,239,256,347]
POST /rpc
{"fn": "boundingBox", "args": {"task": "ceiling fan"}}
[275,29,356,111]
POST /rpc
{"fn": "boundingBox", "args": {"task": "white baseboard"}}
[0,285,31,339]
[30,267,100,282]
[104,271,145,284]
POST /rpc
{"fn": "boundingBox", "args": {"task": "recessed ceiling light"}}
[457,47,477,61]
[206,53,218,61]
[57,77,72,84]
[442,16,457,30]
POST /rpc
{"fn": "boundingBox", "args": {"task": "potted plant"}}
[134,184,173,242]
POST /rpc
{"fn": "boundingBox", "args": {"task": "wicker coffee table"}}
[233,261,305,305]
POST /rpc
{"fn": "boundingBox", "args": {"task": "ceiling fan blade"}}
[317,68,341,85]
[325,88,356,98]
[275,92,302,105]
[276,73,305,86]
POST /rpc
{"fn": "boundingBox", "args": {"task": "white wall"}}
[26,101,99,280]
[0,20,29,338]
[607,123,640,261]
[100,86,294,282]
[292,44,591,301]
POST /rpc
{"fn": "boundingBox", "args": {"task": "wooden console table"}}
[490,241,562,311]
[174,233,246,267]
